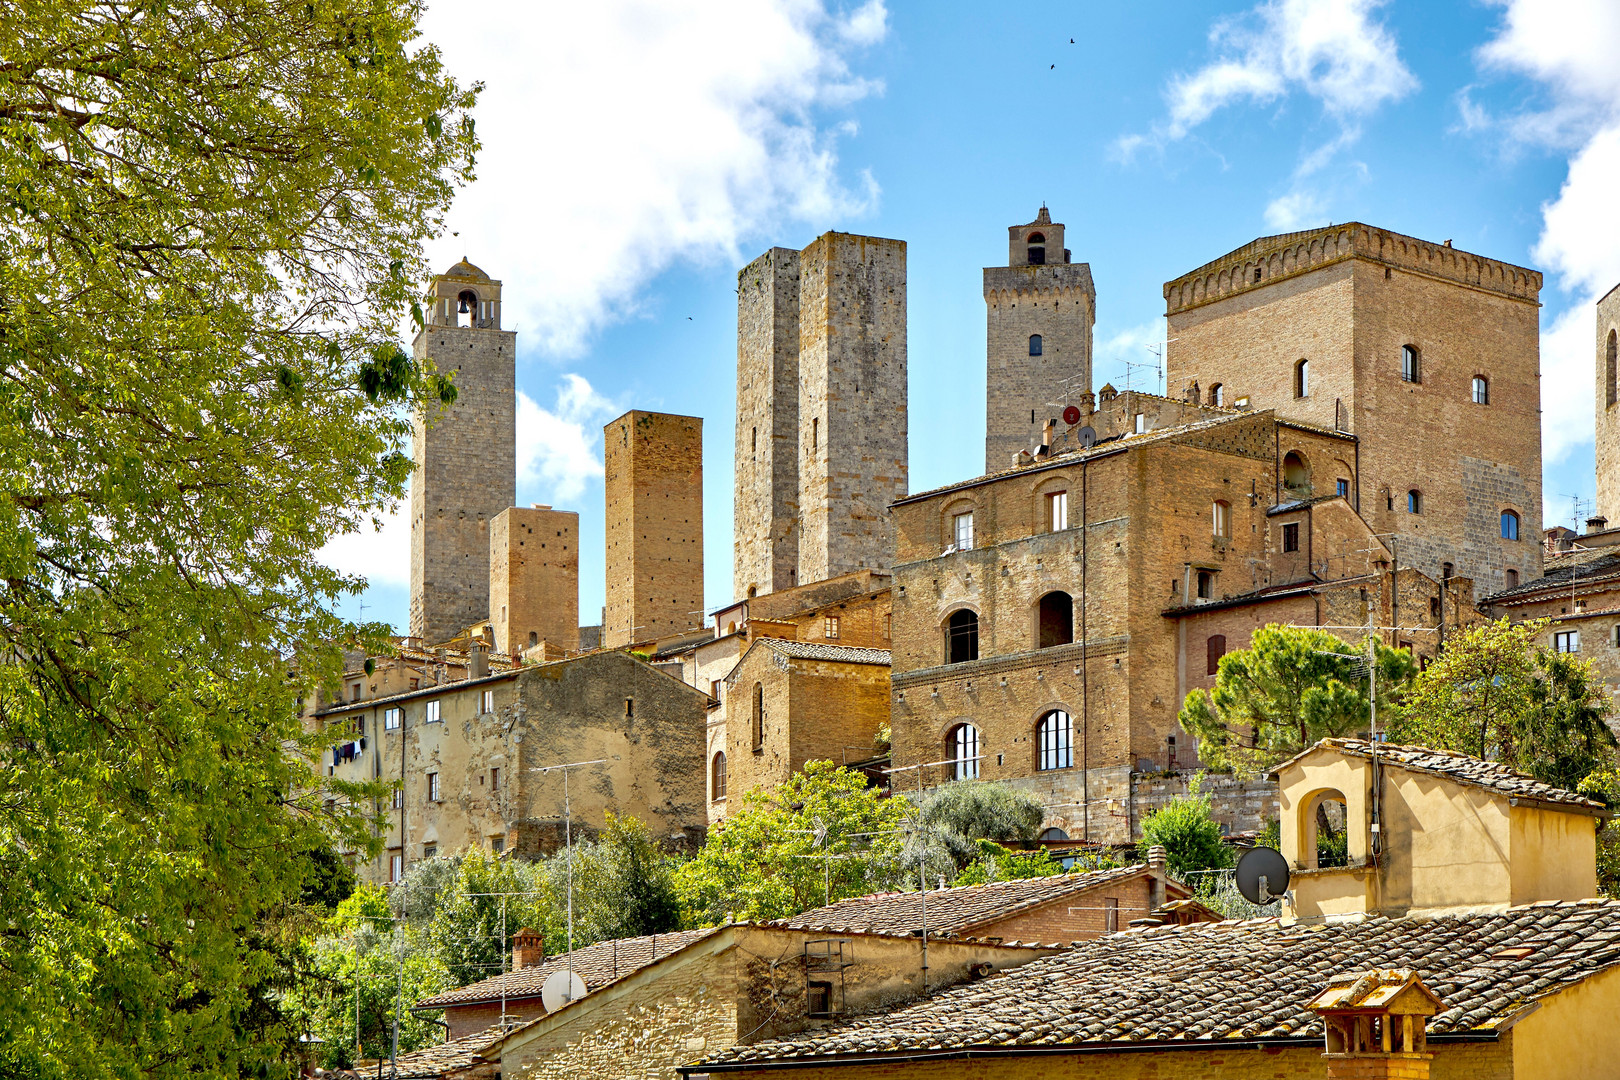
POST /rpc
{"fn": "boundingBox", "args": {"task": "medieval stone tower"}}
[734,247,801,598]
[489,505,579,654]
[733,232,909,598]
[1597,284,1620,523]
[409,260,516,644]
[984,208,1096,473]
[603,411,704,647]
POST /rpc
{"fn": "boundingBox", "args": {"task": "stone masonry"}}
[409,260,517,644]
[489,505,579,655]
[1597,283,1620,522]
[984,207,1096,472]
[604,410,705,647]
[735,247,802,599]
[1163,224,1543,592]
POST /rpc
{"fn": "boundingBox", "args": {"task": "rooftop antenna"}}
[533,757,608,1000]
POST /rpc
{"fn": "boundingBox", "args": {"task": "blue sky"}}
[320,0,1620,634]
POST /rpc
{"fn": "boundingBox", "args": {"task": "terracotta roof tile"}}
[759,640,891,665]
[367,1024,504,1078]
[702,901,1620,1067]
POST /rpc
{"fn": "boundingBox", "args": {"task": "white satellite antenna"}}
[540,969,588,1013]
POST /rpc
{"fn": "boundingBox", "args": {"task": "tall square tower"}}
[734,247,802,599]
[796,232,909,584]
[490,505,579,655]
[603,411,704,647]
[409,260,516,644]
[1596,284,1620,522]
[983,207,1096,473]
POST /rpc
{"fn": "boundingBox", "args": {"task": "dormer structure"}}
[984,207,1095,474]
[1271,739,1608,920]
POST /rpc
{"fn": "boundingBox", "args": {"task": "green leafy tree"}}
[1389,619,1616,789]
[1137,773,1234,879]
[415,850,550,988]
[674,761,910,925]
[548,813,683,945]
[1181,624,1415,774]
[911,780,1046,868]
[0,3,476,1074]
[950,840,1111,887]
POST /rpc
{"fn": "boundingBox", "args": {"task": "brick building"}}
[983,206,1095,473]
[409,261,519,644]
[489,505,579,654]
[603,410,705,647]
[1596,281,1620,522]
[734,233,908,600]
[313,649,709,885]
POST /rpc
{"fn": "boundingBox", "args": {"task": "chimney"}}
[1042,417,1057,446]
[1587,515,1608,535]
[1307,969,1441,1080]
[1146,845,1168,911]
[469,642,490,679]
[512,927,546,970]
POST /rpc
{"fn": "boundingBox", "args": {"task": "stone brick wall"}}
[978,876,1159,941]
[1484,579,1620,729]
[490,506,578,655]
[798,233,908,583]
[1597,284,1620,522]
[1133,771,1280,837]
[409,268,517,645]
[735,247,802,599]
[604,411,705,647]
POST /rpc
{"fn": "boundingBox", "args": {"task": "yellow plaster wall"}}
[1508,804,1598,905]
[1385,774,1510,914]
[1510,965,1620,1079]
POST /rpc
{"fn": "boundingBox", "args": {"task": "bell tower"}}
[983,207,1095,473]
[408,259,517,645]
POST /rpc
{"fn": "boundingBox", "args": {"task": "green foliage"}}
[1180,624,1415,775]
[951,840,1106,887]
[413,850,550,988]
[1389,619,1616,790]
[0,1,477,1075]
[911,780,1046,871]
[548,813,683,946]
[1137,773,1234,878]
[674,761,910,925]
[1578,769,1620,898]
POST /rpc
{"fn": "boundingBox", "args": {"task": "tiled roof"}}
[1272,739,1608,816]
[372,1024,504,1078]
[777,866,1173,939]
[1482,549,1620,604]
[700,901,1620,1067]
[759,639,892,665]
[415,928,719,1008]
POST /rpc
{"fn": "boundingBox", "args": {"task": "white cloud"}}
[517,374,624,501]
[319,501,410,589]
[1476,0,1620,148]
[1263,190,1326,230]
[420,0,887,357]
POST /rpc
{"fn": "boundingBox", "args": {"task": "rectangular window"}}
[1134,413,1146,434]
[409,678,419,691]
[710,678,722,698]
[490,767,500,792]
[1105,897,1120,933]
[1336,478,1349,498]
[953,512,974,551]
[425,700,441,724]
[824,615,840,639]
[389,851,403,883]
[384,707,402,731]
[807,981,833,1017]
[490,835,505,854]
[427,772,440,802]
[391,788,403,810]
[1048,491,1068,532]
[1282,522,1300,552]
[481,689,494,713]
[351,683,361,701]
[1212,501,1230,538]
[423,843,437,859]
[1555,630,1580,653]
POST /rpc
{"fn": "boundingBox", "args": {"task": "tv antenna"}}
[532,757,608,994]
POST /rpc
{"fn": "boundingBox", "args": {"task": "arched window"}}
[1212,499,1231,538]
[1036,711,1073,771]
[711,751,727,800]
[528,631,538,647]
[1408,490,1422,514]
[1501,509,1520,541]
[1209,383,1224,407]
[1283,451,1308,494]
[946,609,979,664]
[1029,334,1043,356]
[947,723,980,779]
[1301,790,1351,869]
[456,289,478,327]
[1038,592,1073,648]
[1401,345,1420,383]
[1206,634,1226,676]
[1027,232,1045,265]
[1039,826,1069,842]
[1472,376,1489,405]
[1608,330,1618,408]
[751,683,764,750]
[1295,359,1309,398]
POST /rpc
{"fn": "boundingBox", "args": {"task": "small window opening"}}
[947,723,980,780]
[751,683,765,750]
[1029,334,1043,356]
[1555,629,1580,654]
[953,511,974,551]
[1283,451,1308,494]
[1048,490,1068,531]
[624,697,634,719]
[1501,509,1520,541]
[1401,345,1420,383]
[1442,562,1454,580]
[712,751,727,800]
[947,609,980,663]
[1209,383,1224,407]
[1282,522,1300,552]
[812,417,818,452]
[528,631,538,648]
[1196,570,1214,600]
[1336,478,1349,498]
[1253,266,1262,284]
[1506,568,1519,589]
[1473,376,1489,405]
[824,615,840,639]
[1408,490,1422,514]
[1212,500,1231,538]
[1294,358,1309,398]
[1206,634,1226,676]
[1038,592,1073,648]
[807,981,834,1017]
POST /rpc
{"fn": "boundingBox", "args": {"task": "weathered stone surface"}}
[604,411,704,647]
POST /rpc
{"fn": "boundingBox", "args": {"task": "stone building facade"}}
[410,260,518,644]
[489,505,579,655]
[1597,283,1620,522]
[604,410,705,647]
[1163,223,1543,594]
[984,206,1095,473]
[733,233,908,600]
[313,649,709,884]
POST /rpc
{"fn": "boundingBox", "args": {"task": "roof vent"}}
[1587,515,1608,535]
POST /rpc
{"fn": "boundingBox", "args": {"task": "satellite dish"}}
[1077,426,1097,448]
[1062,405,1082,426]
[1235,846,1291,905]
[540,969,588,1013]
